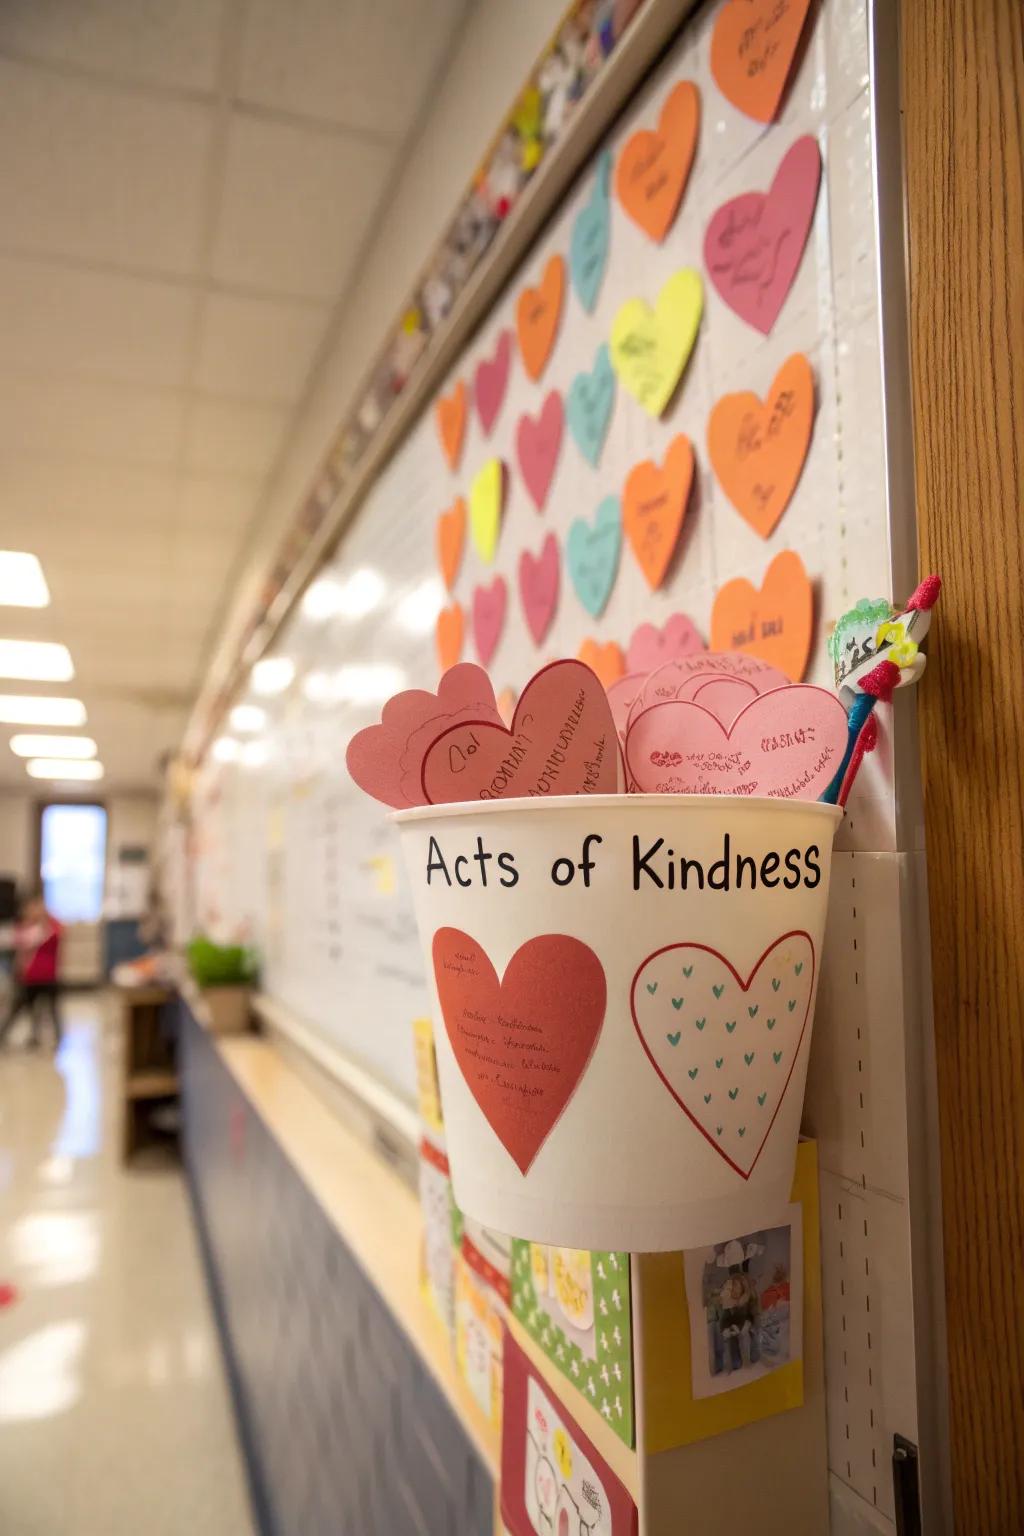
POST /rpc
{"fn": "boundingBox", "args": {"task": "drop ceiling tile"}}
[183,397,289,476]
[0,458,180,532]
[193,291,327,400]
[0,379,185,467]
[0,0,230,94]
[178,474,260,534]
[0,59,213,275]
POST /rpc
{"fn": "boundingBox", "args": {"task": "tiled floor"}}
[0,992,254,1536]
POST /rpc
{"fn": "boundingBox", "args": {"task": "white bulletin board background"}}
[190,3,941,1529]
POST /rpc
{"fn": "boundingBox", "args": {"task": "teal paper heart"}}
[569,151,611,312]
[567,345,616,468]
[566,494,621,617]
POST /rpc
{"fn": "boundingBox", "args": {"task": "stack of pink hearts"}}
[346,652,851,807]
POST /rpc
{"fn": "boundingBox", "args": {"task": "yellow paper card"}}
[610,268,703,417]
[469,457,504,563]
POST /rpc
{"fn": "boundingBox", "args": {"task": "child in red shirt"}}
[0,892,62,1049]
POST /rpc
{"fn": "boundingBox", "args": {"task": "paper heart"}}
[566,496,621,618]
[610,268,703,417]
[570,150,612,312]
[577,638,626,690]
[615,79,700,242]
[518,533,560,647]
[625,684,848,799]
[605,672,645,745]
[517,255,565,381]
[472,577,507,667]
[628,651,791,736]
[710,549,813,681]
[516,391,564,511]
[469,458,505,563]
[623,434,694,589]
[436,602,464,673]
[631,932,815,1176]
[686,676,758,727]
[708,354,814,538]
[432,927,606,1173]
[625,613,704,674]
[496,686,517,726]
[566,343,616,467]
[436,497,467,591]
[346,662,498,807]
[704,136,822,335]
[435,379,468,469]
[474,329,512,435]
[422,659,619,804]
[711,0,812,123]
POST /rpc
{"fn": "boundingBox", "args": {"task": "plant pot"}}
[200,983,251,1035]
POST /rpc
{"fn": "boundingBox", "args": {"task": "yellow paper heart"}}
[470,457,504,563]
[610,268,703,418]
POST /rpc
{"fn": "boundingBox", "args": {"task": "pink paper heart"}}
[704,136,822,335]
[688,675,758,726]
[625,684,848,799]
[472,576,507,667]
[518,533,560,647]
[631,652,790,732]
[605,672,646,744]
[474,329,513,435]
[625,612,704,674]
[422,659,620,804]
[516,390,564,511]
[346,663,500,808]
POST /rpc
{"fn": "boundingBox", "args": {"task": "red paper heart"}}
[474,329,513,435]
[518,533,560,646]
[472,576,507,667]
[433,927,606,1173]
[625,612,704,674]
[516,390,564,511]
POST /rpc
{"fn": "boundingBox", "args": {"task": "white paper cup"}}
[394,794,842,1251]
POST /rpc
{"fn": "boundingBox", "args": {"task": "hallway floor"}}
[0,992,254,1536]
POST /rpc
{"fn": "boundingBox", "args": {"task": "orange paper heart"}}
[623,434,694,590]
[707,353,814,538]
[436,497,467,591]
[710,549,813,681]
[496,686,517,726]
[435,380,468,469]
[516,255,566,381]
[710,0,812,124]
[436,602,465,674]
[615,80,700,242]
[578,638,626,689]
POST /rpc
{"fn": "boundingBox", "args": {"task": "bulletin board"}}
[190,2,940,1529]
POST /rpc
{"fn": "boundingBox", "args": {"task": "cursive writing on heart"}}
[433,927,606,1174]
[631,933,815,1176]
[437,497,466,591]
[567,496,621,618]
[518,533,560,647]
[708,353,814,538]
[629,651,790,733]
[422,659,619,804]
[472,577,507,667]
[616,79,700,242]
[610,268,703,417]
[517,255,565,381]
[567,343,616,467]
[625,612,704,674]
[711,0,812,124]
[474,329,512,435]
[435,379,468,469]
[516,391,564,511]
[469,458,505,563]
[623,433,695,589]
[704,136,821,335]
[436,602,464,674]
[625,684,848,799]
[710,549,813,680]
[570,150,612,312]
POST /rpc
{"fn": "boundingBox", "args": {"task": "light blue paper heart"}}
[567,343,616,468]
[570,150,612,313]
[566,495,622,618]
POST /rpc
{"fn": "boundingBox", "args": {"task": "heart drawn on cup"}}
[615,79,700,242]
[469,458,506,563]
[623,434,695,589]
[517,255,566,381]
[472,577,507,667]
[710,549,813,681]
[516,391,564,511]
[436,497,466,591]
[570,150,612,312]
[436,602,464,674]
[631,932,815,1177]
[710,0,813,124]
[474,330,513,436]
[432,927,607,1174]
[518,533,560,647]
[708,353,814,538]
[610,268,703,417]
[435,379,468,469]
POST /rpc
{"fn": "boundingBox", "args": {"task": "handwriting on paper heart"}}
[422,659,619,804]
[610,268,703,417]
[474,330,512,435]
[625,613,704,674]
[578,638,626,690]
[711,0,812,123]
[518,533,560,647]
[616,79,700,242]
[435,379,468,469]
[711,549,813,680]
[567,344,616,467]
[517,255,565,381]
[570,150,612,312]
[629,651,790,735]
[472,577,507,667]
[346,663,498,808]
[708,354,814,538]
[606,673,645,746]
[516,391,564,512]
[631,933,815,1176]
[436,602,464,674]
[626,684,847,799]
[432,927,606,1174]
[437,497,466,591]
[704,136,821,335]
[623,434,695,590]
[566,496,621,619]
[470,458,505,563]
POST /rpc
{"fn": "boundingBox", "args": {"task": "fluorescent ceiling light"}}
[337,568,385,620]
[229,704,266,734]
[0,696,86,726]
[334,664,406,705]
[211,736,240,764]
[0,552,50,608]
[302,669,336,704]
[301,577,345,621]
[395,577,443,636]
[10,735,97,759]
[0,640,73,682]
[239,739,270,769]
[26,759,103,781]
[250,657,294,696]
